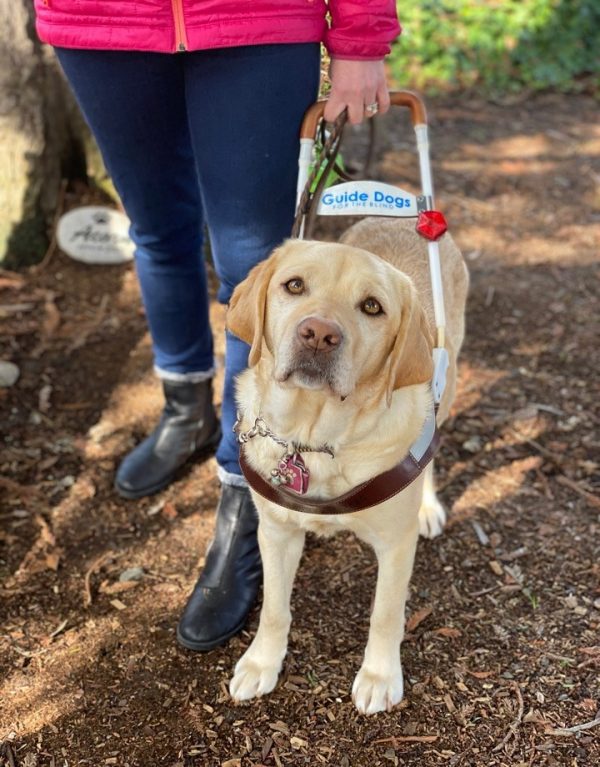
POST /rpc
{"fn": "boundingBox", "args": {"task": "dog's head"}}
[227,239,433,404]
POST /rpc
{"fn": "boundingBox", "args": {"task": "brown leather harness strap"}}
[239,428,440,516]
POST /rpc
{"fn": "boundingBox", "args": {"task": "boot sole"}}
[175,617,248,652]
[114,427,221,500]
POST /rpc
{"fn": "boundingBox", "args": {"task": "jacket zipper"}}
[171,0,188,51]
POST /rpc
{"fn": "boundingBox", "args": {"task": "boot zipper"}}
[171,0,188,52]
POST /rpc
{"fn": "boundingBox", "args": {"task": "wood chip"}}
[290,737,308,749]
[99,581,140,595]
[443,693,457,713]
[261,737,273,760]
[268,721,289,734]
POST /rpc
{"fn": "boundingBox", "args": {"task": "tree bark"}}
[0,0,87,267]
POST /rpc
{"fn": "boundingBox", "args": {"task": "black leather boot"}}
[177,484,262,651]
[114,379,220,499]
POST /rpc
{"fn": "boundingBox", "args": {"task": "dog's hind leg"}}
[230,511,305,702]
[352,522,419,715]
[418,461,446,539]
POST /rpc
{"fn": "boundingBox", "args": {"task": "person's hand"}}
[323,58,391,125]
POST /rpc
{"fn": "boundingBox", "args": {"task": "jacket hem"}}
[37,16,328,54]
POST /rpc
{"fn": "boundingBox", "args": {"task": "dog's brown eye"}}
[362,297,383,316]
[285,278,305,295]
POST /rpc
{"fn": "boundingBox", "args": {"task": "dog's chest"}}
[265,500,385,546]
[293,513,347,537]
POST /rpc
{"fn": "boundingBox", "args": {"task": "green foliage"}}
[390,0,600,94]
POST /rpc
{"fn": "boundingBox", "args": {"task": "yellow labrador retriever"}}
[227,217,468,714]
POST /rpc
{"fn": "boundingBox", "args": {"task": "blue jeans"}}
[56,45,320,476]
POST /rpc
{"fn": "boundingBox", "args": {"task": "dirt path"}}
[1,93,599,767]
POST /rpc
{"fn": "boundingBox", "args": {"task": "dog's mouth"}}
[280,365,331,391]
[274,350,352,397]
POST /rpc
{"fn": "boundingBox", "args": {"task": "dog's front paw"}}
[418,495,446,539]
[352,666,404,715]
[229,655,281,702]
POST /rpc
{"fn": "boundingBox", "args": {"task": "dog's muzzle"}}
[287,316,344,388]
[274,315,353,396]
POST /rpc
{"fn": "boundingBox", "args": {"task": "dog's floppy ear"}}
[385,284,434,406]
[227,256,277,366]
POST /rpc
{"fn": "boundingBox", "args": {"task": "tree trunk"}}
[0,0,88,267]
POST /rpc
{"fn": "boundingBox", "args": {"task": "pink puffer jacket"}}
[34,1,400,60]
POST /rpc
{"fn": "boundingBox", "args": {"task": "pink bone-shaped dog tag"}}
[279,452,310,494]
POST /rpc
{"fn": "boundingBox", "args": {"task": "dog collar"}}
[238,407,439,515]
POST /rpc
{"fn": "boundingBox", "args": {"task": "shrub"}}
[389,0,600,93]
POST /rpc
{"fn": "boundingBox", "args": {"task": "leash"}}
[291,111,348,240]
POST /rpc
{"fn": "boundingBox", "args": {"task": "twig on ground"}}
[83,551,115,607]
[513,430,600,510]
[542,651,575,664]
[0,270,26,289]
[15,514,57,575]
[373,735,438,745]
[555,475,600,510]
[492,680,524,753]
[1,741,18,767]
[471,519,490,546]
[30,179,68,274]
[4,641,51,658]
[67,294,110,354]
[0,476,37,499]
[30,291,61,359]
[546,715,600,736]
[49,618,69,638]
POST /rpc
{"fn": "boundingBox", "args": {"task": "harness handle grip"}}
[389,90,427,126]
[299,90,427,140]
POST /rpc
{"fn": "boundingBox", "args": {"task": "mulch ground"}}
[1,92,599,767]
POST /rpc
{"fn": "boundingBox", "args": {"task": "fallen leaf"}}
[578,646,600,656]
[406,607,433,633]
[466,670,494,679]
[434,627,462,638]
[523,709,544,725]
[578,698,599,713]
[161,502,178,520]
[45,552,61,571]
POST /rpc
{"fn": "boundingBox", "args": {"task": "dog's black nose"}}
[297,317,343,352]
